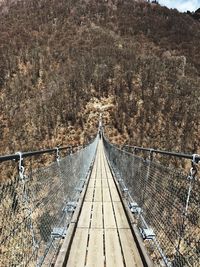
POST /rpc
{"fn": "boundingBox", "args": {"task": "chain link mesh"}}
[0,137,98,267]
[103,138,200,267]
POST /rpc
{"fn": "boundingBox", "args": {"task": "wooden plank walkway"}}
[58,140,144,267]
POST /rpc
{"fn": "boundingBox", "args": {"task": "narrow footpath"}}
[63,140,144,267]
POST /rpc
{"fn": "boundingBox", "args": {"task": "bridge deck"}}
[58,140,144,267]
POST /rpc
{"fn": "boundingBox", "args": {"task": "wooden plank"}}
[102,187,111,202]
[103,162,109,172]
[96,170,101,180]
[86,229,104,267]
[105,229,124,267]
[66,228,88,267]
[90,171,96,179]
[62,140,147,267]
[85,187,94,202]
[103,202,116,229]
[91,202,103,228]
[109,186,120,202]
[94,187,102,202]
[119,229,144,267]
[102,179,108,188]
[103,161,110,172]
[101,168,107,179]
[108,178,116,188]
[78,202,92,228]
[106,170,113,180]
[105,163,110,171]
[113,202,129,229]
[95,179,102,188]
[88,179,95,188]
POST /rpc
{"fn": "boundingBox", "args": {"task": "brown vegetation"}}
[0,0,199,157]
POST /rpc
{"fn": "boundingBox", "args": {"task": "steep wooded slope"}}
[0,0,199,155]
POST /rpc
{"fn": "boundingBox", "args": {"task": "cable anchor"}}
[149,149,154,161]
[16,152,25,180]
[187,154,198,181]
[16,151,38,252]
[55,147,60,162]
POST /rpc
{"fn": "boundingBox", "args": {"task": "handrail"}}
[123,145,200,163]
[0,146,72,162]
[102,132,200,163]
[0,142,96,163]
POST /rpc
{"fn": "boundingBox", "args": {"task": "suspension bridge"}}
[0,125,199,267]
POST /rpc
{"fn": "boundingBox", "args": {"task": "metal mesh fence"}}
[103,138,200,267]
[0,137,98,267]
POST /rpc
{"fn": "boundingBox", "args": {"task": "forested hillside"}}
[0,0,199,156]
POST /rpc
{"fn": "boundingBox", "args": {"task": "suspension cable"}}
[176,155,198,253]
[16,152,39,257]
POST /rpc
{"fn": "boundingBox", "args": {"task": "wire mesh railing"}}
[103,137,200,267]
[0,137,98,267]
